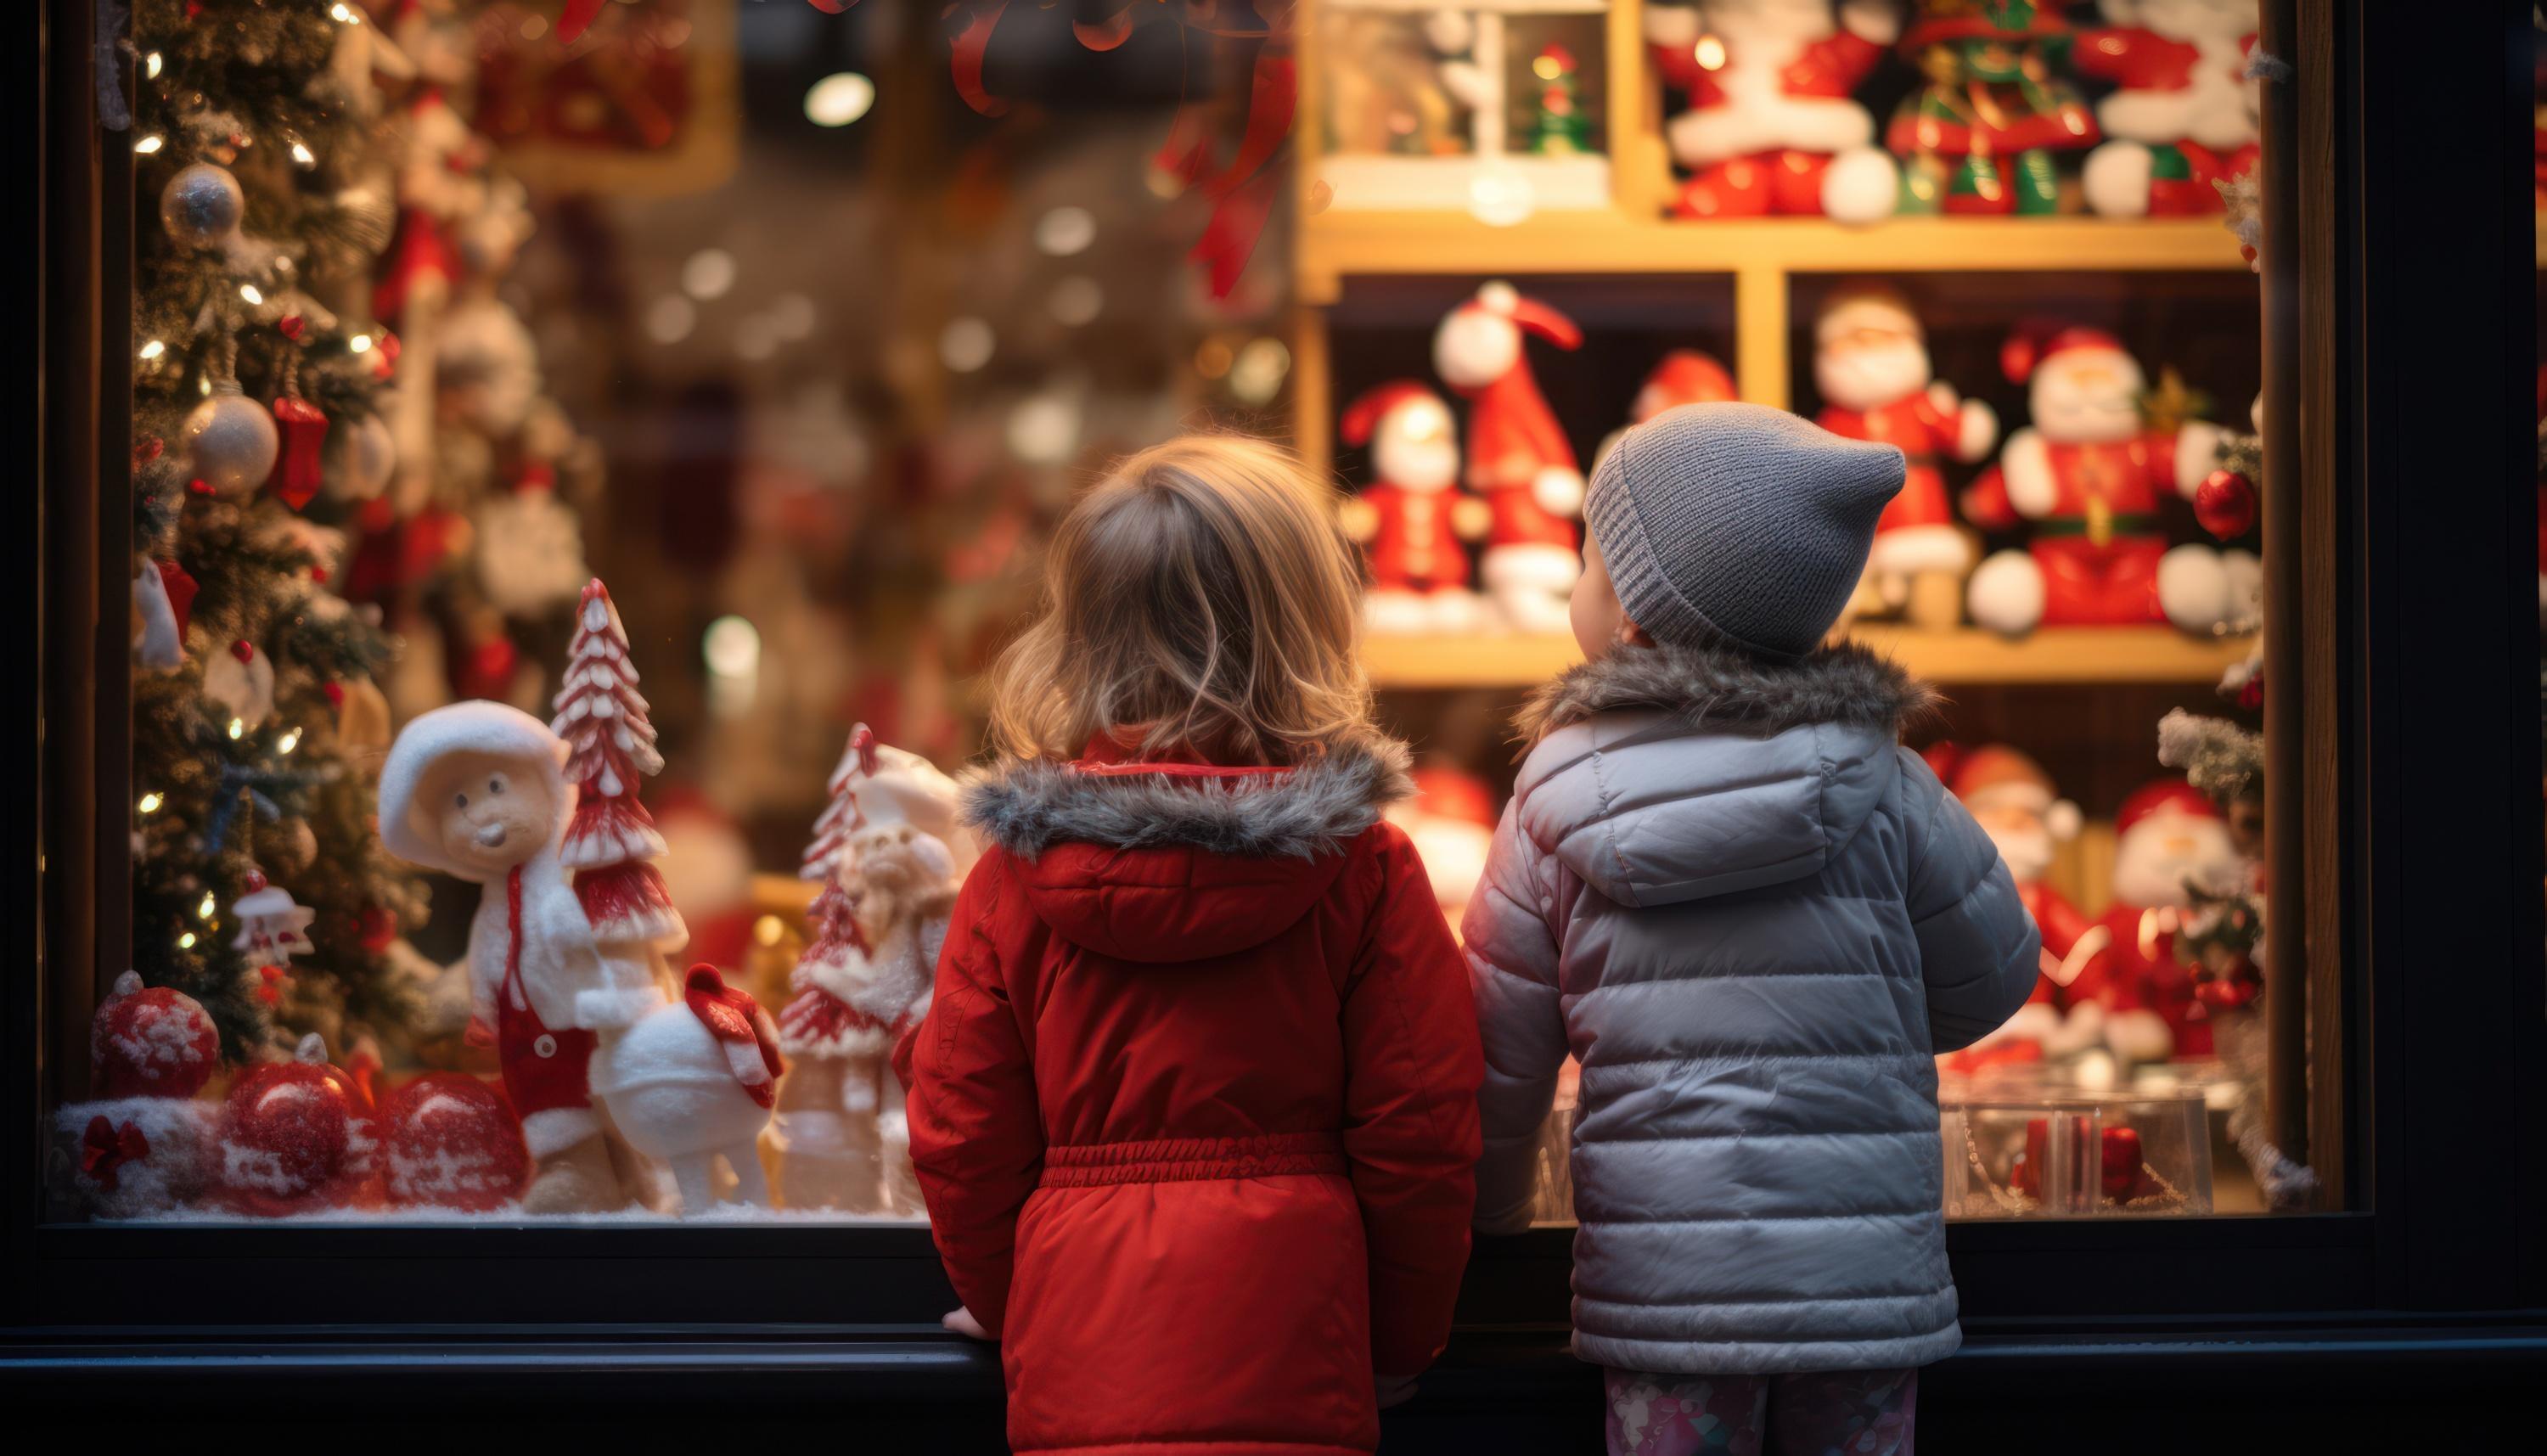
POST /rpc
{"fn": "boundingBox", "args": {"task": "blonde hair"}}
[986,434,1380,766]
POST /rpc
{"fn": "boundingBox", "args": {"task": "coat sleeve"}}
[1459,798,1570,1237]
[904,852,1043,1337]
[1342,829,1487,1378]
[1899,749,2044,1053]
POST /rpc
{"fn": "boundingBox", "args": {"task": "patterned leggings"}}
[1604,1366,1918,1456]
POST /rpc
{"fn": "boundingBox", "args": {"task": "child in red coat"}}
[904,435,1487,1455]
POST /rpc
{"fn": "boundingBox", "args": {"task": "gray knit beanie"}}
[1585,402,1905,661]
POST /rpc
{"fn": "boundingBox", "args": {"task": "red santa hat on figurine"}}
[2077,777,2241,1062]
[1432,282,1587,633]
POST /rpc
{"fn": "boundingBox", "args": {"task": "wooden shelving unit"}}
[1362,627,2259,690]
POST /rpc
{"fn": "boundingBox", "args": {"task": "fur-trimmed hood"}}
[1516,639,1935,745]
[961,738,1415,863]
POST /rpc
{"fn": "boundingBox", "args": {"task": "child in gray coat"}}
[1464,403,2042,1456]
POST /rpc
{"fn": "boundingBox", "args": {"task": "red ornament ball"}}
[2193,469,2257,540]
[90,970,220,1099]
[215,1050,374,1217]
[378,1074,529,1212]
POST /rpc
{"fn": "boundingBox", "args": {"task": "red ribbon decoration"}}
[948,2,1012,117]
[558,0,609,43]
[267,394,329,511]
[81,1116,151,1193]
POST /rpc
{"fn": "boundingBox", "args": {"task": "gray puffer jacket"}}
[1463,642,2038,1376]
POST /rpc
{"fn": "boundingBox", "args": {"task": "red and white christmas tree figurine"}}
[552,579,685,993]
[230,867,316,1009]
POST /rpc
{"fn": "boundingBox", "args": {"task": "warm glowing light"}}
[703,615,761,678]
[1034,206,1096,257]
[753,915,787,947]
[804,72,876,128]
[133,134,165,155]
[144,52,163,79]
[1532,54,1563,82]
[1229,338,1292,406]
[681,247,736,301]
[1468,166,1537,227]
[939,318,995,373]
[178,932,197,950]
[329,3,361,22]
[226,717,245,739]
[520,14,549,40]
[1194,339,1234,380]
[138,792,165,813]
[240,284,264,305]
[645,294,696,345]
[290,139,316,167]
[277,728,302,754]
[1695,37,1727,70]
[139,340,166,361]
[1007,392,1081,465]
[348,333,374,353]
[198,892,218,920]
[198,375,213,396]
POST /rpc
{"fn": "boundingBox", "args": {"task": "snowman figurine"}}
[1338,380,1491,635]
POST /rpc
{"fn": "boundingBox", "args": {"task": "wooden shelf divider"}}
[1362,627,2257,691]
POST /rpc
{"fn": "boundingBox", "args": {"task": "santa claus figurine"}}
[1813,286,1996,628]
[1963,325,2238,636]
[1597,351,1738,473]
[1645,0,1902,222]
[2074,778,2244,1062]
[2077,0,2262,218]
[1936,745,2109,1064]
[1338,381,1491,634]
[1433,283,1588,633]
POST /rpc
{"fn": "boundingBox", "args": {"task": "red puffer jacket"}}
[906,736,1485,1456]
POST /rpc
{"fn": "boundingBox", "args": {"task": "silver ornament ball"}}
[160,162,245,248]
[183,383,279,496]
[324,408,397,502]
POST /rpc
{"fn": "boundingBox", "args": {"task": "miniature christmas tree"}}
[1528,44,1591,156]
[552,579,685,992]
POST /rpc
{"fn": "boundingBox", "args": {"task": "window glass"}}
[59,0,2327,1231]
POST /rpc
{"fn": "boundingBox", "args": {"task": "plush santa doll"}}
[1813,286,1997,627]
[1596,351,1736,473]
[1937,745,2108,1065]
[1963,325,2238,636]
[2078,0,2262,217]
[1338,381,1491,634]
[2074,778,2243,1062]
[1433,282,1587,634]
[1645,0,1901,222]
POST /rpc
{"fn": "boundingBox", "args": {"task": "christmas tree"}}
[552,579,685,992]
[128,0,427,1060]
[1527,45,1591,156]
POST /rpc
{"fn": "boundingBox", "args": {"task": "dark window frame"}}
[14,0,2542,1344]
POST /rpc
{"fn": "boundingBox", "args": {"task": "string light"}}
[133,135,164,155]
[289,139,316,168]
[197,891,217,920]
[138,340,166,361]
[276,728,302,754]
[138,792,165,814]
[198,375,212,396]
[239,284,264,305]
[804,72,875,128]
[1695,37,1727,70]
[144,52,162,79]
[348,333,373,354]
[329,3,361,22]
[226,717,245,739]
[177,932,197,950]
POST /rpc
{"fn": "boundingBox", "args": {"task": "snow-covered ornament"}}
[202,638,278,730]
[323,408,396,503]
[230,869,316,1009]
[160,161,245,248]
[214,1033,378,1216]
[473,469,589,617]
[378,1073,529,1211]
[90,970,220,1099]
[53,1099,218,1219]
[183,381,280,497]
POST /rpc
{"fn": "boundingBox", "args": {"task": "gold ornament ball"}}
[183,382,279,496]
[160,162,245,248]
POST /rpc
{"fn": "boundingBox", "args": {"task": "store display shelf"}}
[1363,627,2257,689]
[1298,214,2246,301]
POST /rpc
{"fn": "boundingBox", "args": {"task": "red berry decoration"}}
[90,970,220,1099]
[214,1035,375,1216]
[2193,469,2257,540]
[378,1074,530,1212]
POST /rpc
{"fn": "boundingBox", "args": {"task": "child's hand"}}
[1375,1373,1420,1409]
[942,1306,992,1341]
